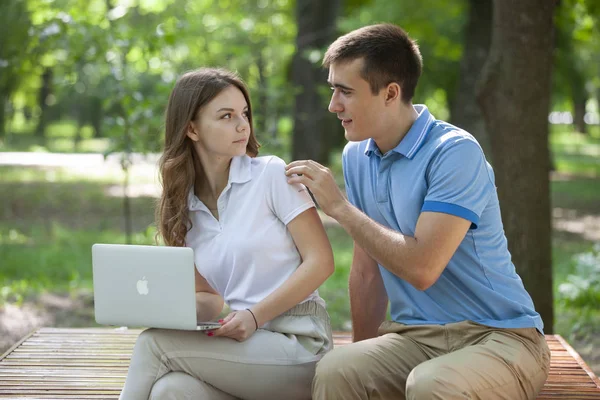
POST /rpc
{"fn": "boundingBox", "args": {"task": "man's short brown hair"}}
[323,24,422,103]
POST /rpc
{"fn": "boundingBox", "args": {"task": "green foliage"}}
[4,0,298,155]
[558,244,600,309]
[555,243,600,339]
[551,128,600,177]
[339,0,467,116]
[0,223,157,305]
[0,0,33,135]
[4,0,599,155]
[1,0,600,338]
[553,0,600,111]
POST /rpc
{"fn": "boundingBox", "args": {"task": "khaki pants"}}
[119,301,332,400]
[313,320,550,400]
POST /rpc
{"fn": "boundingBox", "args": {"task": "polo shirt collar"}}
[229,155,252,184]
[364,104,435,159]
[188,155,252,211]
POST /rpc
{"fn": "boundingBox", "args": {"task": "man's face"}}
[327,58,386,142]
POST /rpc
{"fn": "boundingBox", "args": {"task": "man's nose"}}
[328,93,343,113]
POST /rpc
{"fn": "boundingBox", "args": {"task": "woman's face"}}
[187,85,251,159]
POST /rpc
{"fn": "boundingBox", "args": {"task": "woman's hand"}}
[210,309,257,341]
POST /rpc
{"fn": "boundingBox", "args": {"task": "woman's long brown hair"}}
[156,68,260,246]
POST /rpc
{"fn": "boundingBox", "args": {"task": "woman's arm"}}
[213,208,334,340]
[194,267,224,322]
[251,208,334,324]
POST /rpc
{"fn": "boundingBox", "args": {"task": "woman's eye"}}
[222,113,231,119]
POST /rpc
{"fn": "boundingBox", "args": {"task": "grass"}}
[0,170,598,332]
[0,225,154,305]
[550,127,600,177]
[1,123,599,335]
[1,119,110,153]
[0,221,357,329]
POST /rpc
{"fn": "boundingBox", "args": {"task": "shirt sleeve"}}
[266,156,315,225]
[422,139,494,229]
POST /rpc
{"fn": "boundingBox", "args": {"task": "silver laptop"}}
[92,243,221,331]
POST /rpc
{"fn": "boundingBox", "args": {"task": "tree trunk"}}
[35,67,53,139]
[0,95,6,138]
[572,85,587,134]
[122,157,132,244]
[291,0,341,164]
[255,47,269,139]
[477,0,556,333]
[451,0,492,157]
[90,96,103,138]
[74,99,85,150]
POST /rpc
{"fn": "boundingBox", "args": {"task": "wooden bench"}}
[1,328,599,399]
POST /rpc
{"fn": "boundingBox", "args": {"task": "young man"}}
[285,23,550,400]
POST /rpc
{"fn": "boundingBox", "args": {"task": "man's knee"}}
[315,347,365,383]
[312,349,364,400]
[406,364,466,400]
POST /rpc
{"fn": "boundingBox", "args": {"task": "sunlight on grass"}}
[0,125,598,335]
[550,128,600,177]
[0,223,356,329]
[552,177,600,205]
[0,163,158,185]
[4,119,112,153]
[0,223,156,304]
[0,136,112,154]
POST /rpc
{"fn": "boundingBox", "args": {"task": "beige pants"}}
[313,320,550,400]
[119,301,332,400]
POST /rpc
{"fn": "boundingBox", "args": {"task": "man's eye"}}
[331,87,350,95]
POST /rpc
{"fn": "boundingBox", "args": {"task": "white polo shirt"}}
[185,155,326,311]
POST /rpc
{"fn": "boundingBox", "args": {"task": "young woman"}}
[118,68,335,400]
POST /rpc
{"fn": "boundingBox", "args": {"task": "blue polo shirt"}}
[342,105,543,333]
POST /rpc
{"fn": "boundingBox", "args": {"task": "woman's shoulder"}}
[250,154,287,173]
[245,155,289,190]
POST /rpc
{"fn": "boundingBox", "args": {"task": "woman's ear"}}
[385,83,401,105]
[186,122,200,142]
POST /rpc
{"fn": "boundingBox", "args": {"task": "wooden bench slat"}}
[0,396,121,399]
[0,382,124,388]
[0,371,127,377]
[0,389,121,398]
[0,328,598,399]
[0,377,123,382]
[7,354,134,359]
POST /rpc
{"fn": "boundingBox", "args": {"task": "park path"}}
[0,151,160,169]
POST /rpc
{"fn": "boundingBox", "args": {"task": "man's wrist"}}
[329,199,352,221]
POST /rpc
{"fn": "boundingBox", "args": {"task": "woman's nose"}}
[237,116,249,132]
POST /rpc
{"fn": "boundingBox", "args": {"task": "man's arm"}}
[350,243,388,342]
[285,160,471,291]
[337,205,470,290]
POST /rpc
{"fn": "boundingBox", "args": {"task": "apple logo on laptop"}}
[137,277,149,295]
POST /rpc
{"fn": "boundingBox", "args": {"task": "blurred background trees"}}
[2,0,598,159]
[1,0,599,372]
